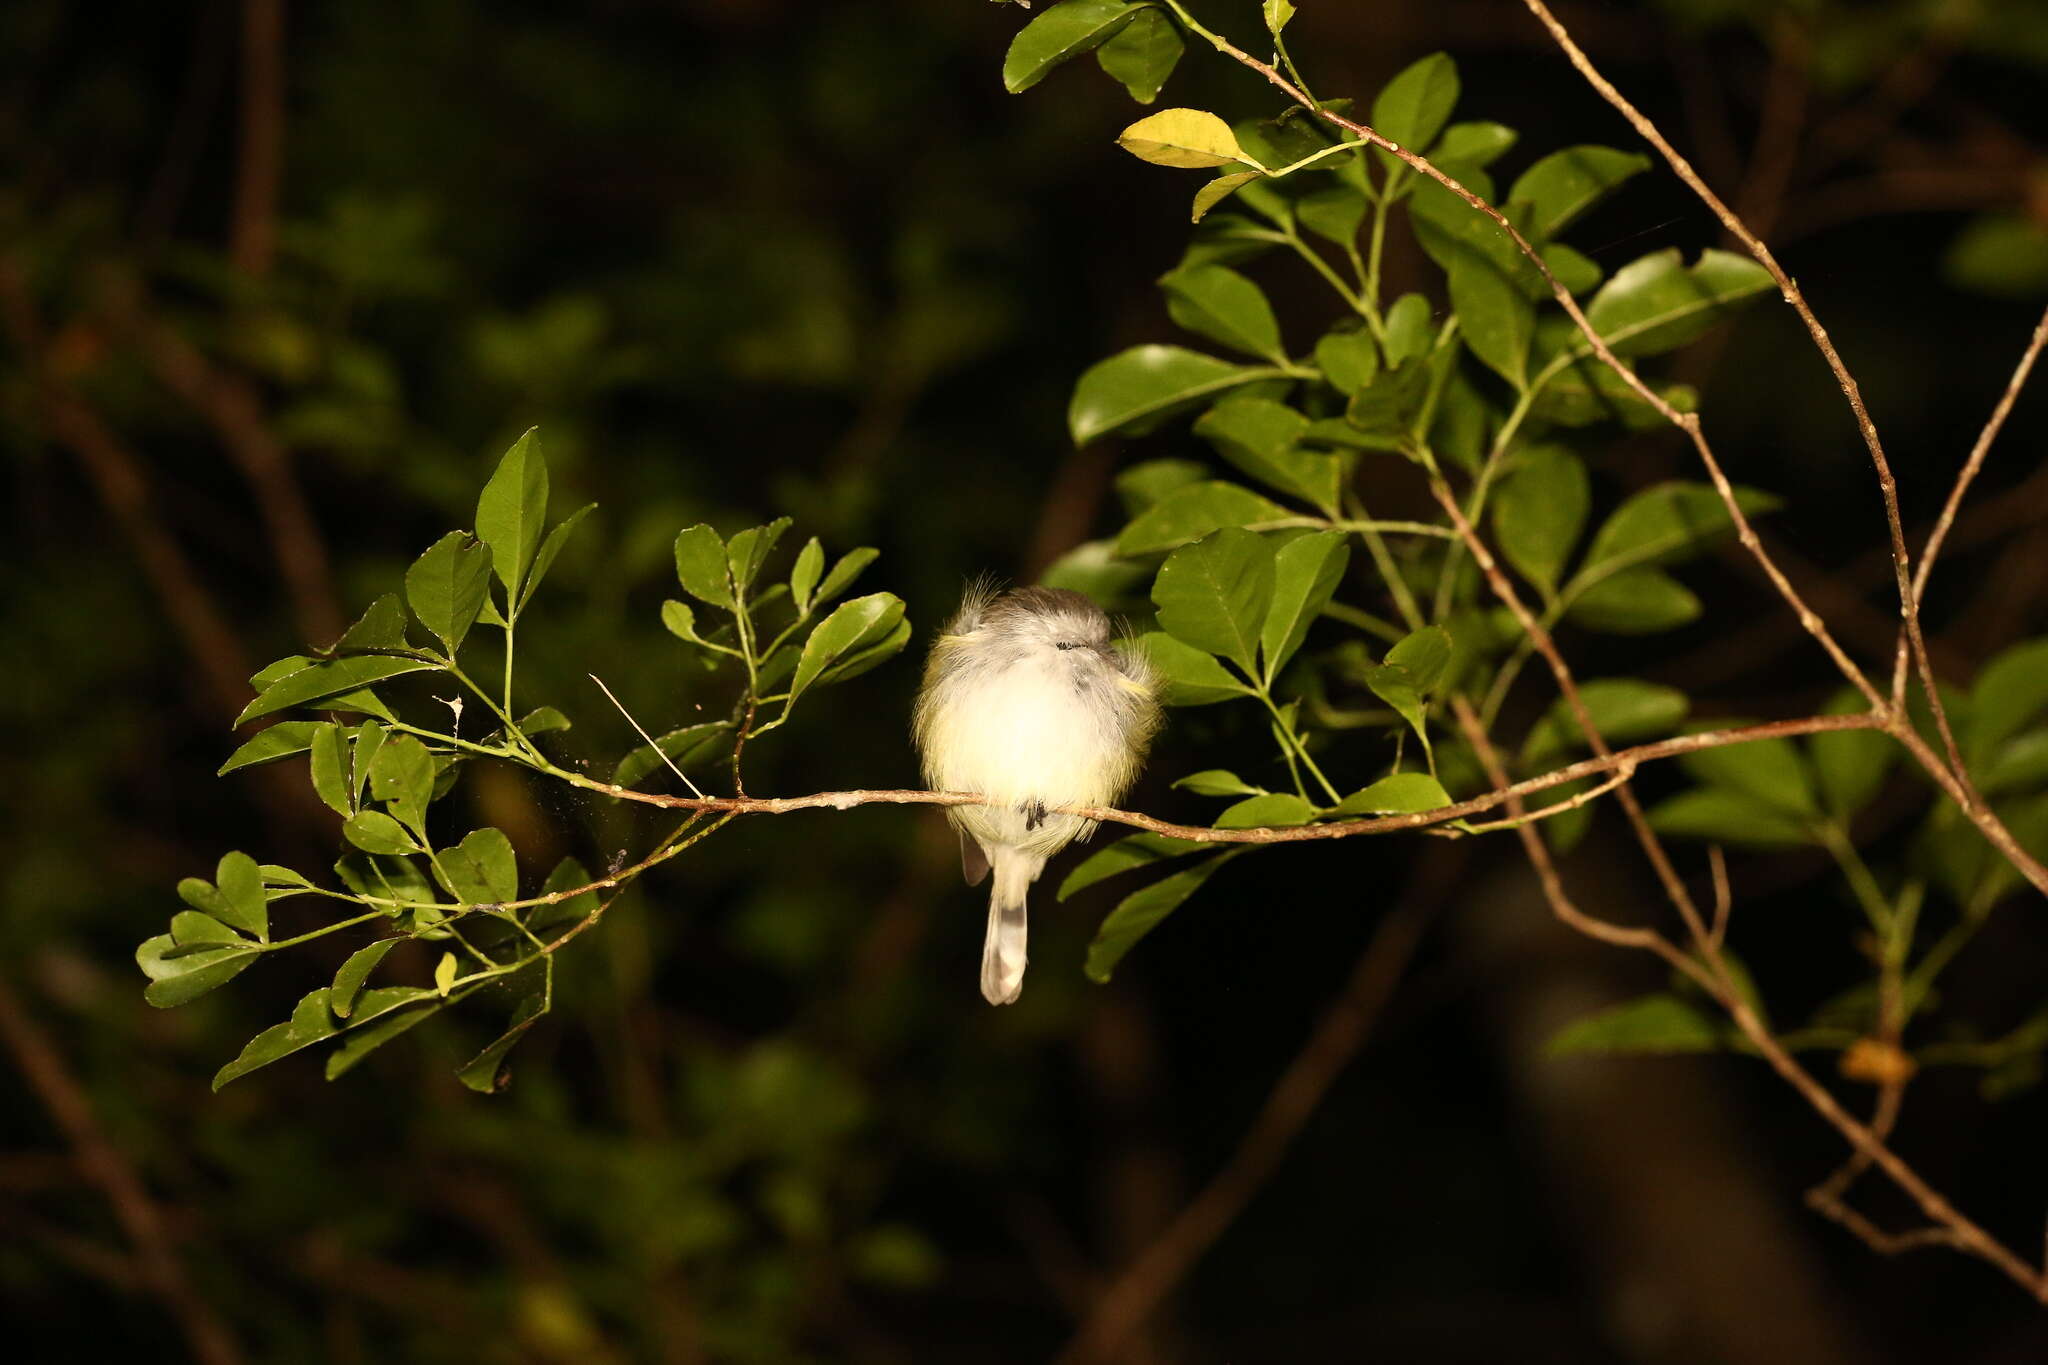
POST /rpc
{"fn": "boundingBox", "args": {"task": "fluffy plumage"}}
[912,585,1161,1004]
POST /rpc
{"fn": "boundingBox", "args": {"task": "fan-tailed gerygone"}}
[913,585,1161,1005]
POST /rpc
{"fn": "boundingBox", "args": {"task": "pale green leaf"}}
[1118,107,1252,169]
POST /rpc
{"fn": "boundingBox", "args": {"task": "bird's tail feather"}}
[981,853,1040,1006]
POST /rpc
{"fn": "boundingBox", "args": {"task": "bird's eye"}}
[1055,641,1075,651]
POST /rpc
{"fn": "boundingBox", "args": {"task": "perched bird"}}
[913,584,1162,1004]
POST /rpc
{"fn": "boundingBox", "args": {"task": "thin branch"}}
[589,672,706,799]
[1510,0,1934,726]
[543,713,1879,846]
[1913,303,2048,603]
[0,980,246,1365]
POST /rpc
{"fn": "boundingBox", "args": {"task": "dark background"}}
[5,1,2048,1361]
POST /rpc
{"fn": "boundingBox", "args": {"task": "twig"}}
[542,713,1879,847]
[588,672,706,799]
[1913,303,2048,603]
[0,980,245,1365]
[1707,845,1731,952]
[1054,849,1451,1364]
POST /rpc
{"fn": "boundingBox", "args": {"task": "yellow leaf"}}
[1191,170,1263,222]
[434,951,457,996]
[1118,108,1250,170]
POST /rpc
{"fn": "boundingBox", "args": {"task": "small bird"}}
[913,584,1162,1004]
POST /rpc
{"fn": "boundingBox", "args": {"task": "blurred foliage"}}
[3,1,2048,1362]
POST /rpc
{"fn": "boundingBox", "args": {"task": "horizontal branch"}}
[558,714,1878,844]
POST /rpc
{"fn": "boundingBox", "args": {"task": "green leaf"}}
[1086,851,1239,982]
[1260,531,1349,682]
[434,952,457,995]
[1371,52,1459,154]
[368,733,434,833]
[350,722,385,807]
[790,593,907,704]
[1583,482,1781,573]
[236,655,437,726]
[1647,787,1813,848]
[727,517,792,596]
[1192,398,1340,511]
[1491,445,1589,598]
[1172,769,1264,797]
[1970,638,2048,767]
[1096,5,1181,103]
[1314,329,1380,395]
[533,855,602,932]
[1507,146,1651,238]
[1810,689,1894,816]
[1160,264,1284,363]
[814,547,879,609]
[1431,121,1516,166]
[1385,625,1452,693]
[170,911,243,946]
[1115,480,1292,555]
[1365,669,1428,755]
[1152,527,1275,676]
[812,617,910,689]
[1445,248,1532,387]
[1118,107,1253,169]
[325,594,410,654]
[1137,632,1255,706]
[1582,248,1775,357]
[343,811,419,856]
[475,427,548,599]
[790,538,825,615]
[457,993,548,1093]
[1983,730,2048,797]
[136,934,258,1008]
[613,721,731,787]
[1679,724,1819,817]
[1191,170,1263,223]
[673,524,732,608]
[512,706,571,737]
[330,940,399,1019]
[1566,568,1701,634]
[1541,243,1604,296]
[1262,0,1296,32]
[1215,793,1317,827]
[1060,831,1205,901]
[1546,994,1726,1056]
[403,531,493,655]
[324,990,444,1079]
[1522,679,1689,767]
[1116,458,1209,516]
[1944,213,2048,300]
[1333,772,1451,815]
[1297,184,1367,248]
[519,502,595,612]
[213,851,267,940]
[1070,344,1269,446]
[1004,0,1144,94]
[218,721,324,776]
[1383,294,1435,365]
[435,827,517,904]
[308,723,351,815]
[213,988,340,1090]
